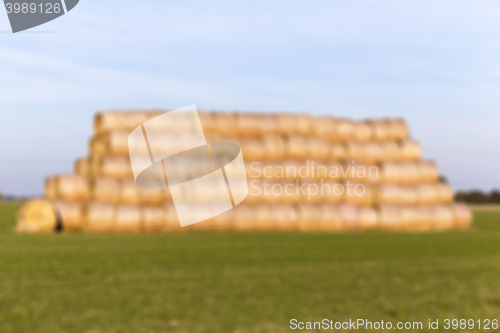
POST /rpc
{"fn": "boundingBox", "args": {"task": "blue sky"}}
[0,0,499,195]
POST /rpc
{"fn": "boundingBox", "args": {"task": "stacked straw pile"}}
[17,110,472,233]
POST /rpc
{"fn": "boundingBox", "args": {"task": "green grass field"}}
[0,203,499,332]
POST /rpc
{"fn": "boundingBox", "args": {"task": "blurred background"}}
[1,0,500,196]
[1,1,500,332]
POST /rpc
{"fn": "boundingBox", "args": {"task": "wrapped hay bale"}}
[45,175,89,202]
[141,206,166,232]
[233,204,259,231]
[163,203,183,232]
[240,138,266,160]
[297,204,322,231]
[245,180,262,203]
[330,143,346,160]
[51,201,83,231]
[74,158,90,177]
[360,207,379,230]
[44,177,57,200]
[376,184,420,205]
[204,132,223,143]
[91,156,133,178]
[415,184,439,204]
[119,179,141,204]
[254,180,301,204]
[236,113,261,137]
[270,205,299,230]
[399,140,422,161]
[146,133,206,158]
[351,121,373,142]
[386,118,409,140]
[89,178,119,203]
[380,162,420,184]
[281,159,305,179]
[83,202,116,233]
[314,161,332,179]
[342,161,379,184]
[378,205,454,231]
[126,111,150,130]
[338,204,361,230]
[363,142,385,162]
[252,204,272,230]
[379,162,400,184]
[399,206,420,230]
[92,132,130,156]
[90,176,169,205]
[180,176,230,203]
[17,200,83,232]
[312,116,336,141]
[209,206,236,231]
[299,204,342,231]
[94,111,127,134]
[142,110,197,133]
[257,114,279,135]
[320,180,344,204]
[263,136,285,159]
[450,203,472,229]
[367,120,391,141]
[375,184,400,204]
[398,186,418,205]
[276,114,296,134]
[333,118,354,141]
[380,142,400,161]
[198,112,214,133]
[16,199,59,233]
[298,180,325,203]
[277,113,312,135]
[285,135,307,159]
[88,135,105,156]
[345,142,385,162]
[344,142,363,161]
[398,163,419,184]
[139,187,165,205]
[413,206,435,231]
[343,182,374,207]
[245,160,268,179]
[435,183,454,204]
[212,112,237,136]
[118,179,167,205]
[319,204,342,231]
[377,205,401,231]
[307,137,330,160]
[418,161,440,183]
[430,206,454,231]
[114,205,142,233]
[295,114,313,135]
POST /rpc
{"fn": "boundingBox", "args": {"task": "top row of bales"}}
[94,110,409,141]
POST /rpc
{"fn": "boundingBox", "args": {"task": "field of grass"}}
[0,202,499,332]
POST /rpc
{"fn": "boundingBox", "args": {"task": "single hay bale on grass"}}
[16,200,83,233]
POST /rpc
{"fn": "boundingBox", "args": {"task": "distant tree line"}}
[455,190,500,204]
[0,192,32,202]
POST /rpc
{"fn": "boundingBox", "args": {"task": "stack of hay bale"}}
[16,110,472,233]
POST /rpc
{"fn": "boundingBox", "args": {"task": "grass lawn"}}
[0,202,499,332]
